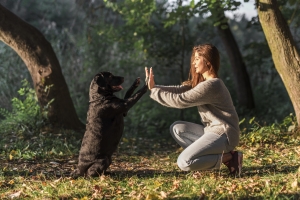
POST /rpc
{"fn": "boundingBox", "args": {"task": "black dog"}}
[72,72,148,177]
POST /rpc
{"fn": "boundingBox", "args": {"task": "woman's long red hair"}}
[183,44,220,88]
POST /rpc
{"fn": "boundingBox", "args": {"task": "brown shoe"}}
[224,151,243,177]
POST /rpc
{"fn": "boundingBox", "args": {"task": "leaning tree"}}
[257,0,300,125]
[0,4,84,130]
[208,1,255,110]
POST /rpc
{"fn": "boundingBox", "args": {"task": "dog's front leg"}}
[124,77,140,99]
[118,82,148,116]
[123,78,140,117]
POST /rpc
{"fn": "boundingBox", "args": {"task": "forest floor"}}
[0,127,300,199]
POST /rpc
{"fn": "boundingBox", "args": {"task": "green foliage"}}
[102,0,156,52]
[0,0,89,121]
[0,0,299,133]
[0,129,81,161]
[240,113,299,145]
[0,43,31,111]
[0,80,48,137]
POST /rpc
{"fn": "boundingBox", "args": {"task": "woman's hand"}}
[145,67,155,89]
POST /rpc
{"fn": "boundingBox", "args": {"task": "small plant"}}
[0,79,49,137]
[240,113,298,145]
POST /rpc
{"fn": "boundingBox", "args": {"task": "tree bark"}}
[257,0,300,125]
[216,19,255,109]
[0,4,85,130]
[208,2,255,110]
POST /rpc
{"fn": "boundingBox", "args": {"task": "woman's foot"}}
[223,151,243,177]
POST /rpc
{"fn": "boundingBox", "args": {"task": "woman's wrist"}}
[149,84,156,90]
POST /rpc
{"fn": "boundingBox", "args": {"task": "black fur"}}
[72,72,148,177]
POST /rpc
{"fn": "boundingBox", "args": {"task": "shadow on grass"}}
[215,193,300,200]
[106,169,189,179]
[0,159,75,179]
[241,164,300,178]
[0,167,189,180]
[106,164,300,181]
[1,159,299,180]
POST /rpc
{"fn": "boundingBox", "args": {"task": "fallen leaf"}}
[129,191,137,197]
[94,185,101,192]
[70,180,75,185]
[146,193,159,200]
[154,180,162,187]
[160,156,170,161]
[230,184,237,192]
[160,191,167,198]
[9,191,21,199]
[50,161,60,165]
[192,171,201,179]
[280,185,286,192]
[53,177,62,183]
[171,180,180,191]
[92,185,102,198]
[291,180,298,189]
[199,188,205,200]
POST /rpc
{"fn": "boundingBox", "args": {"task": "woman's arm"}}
[145,67,221,108]
[150,79,221,109]
[145,67,191,93]
[155,85,191,93]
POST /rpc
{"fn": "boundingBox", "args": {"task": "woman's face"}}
[193,52,209,74]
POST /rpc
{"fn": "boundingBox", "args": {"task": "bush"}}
[240,113,299,145]
[0,79,49,138]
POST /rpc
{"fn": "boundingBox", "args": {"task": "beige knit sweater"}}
[149,78,240,147]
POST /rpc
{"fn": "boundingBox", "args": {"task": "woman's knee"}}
[177,154,191,171]
[169,121,184,135]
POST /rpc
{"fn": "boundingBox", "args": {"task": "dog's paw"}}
[133,77,141,87]
[70,169,82,179]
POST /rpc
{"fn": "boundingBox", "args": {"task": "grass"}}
[0,123,300,199]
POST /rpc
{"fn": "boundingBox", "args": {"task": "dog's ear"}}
[95,73,106,88]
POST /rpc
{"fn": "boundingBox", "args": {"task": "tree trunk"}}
[257,0,300,125]
[215,13,255,110]
[0,4,85,130]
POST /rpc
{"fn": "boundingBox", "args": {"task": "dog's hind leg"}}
[86,156,112,177]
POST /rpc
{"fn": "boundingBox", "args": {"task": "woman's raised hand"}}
[145,67,155,89]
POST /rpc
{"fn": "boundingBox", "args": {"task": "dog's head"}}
[89,72,124,102]
[95,72,124,92]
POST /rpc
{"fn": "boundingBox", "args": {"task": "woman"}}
[145,43,242,176]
